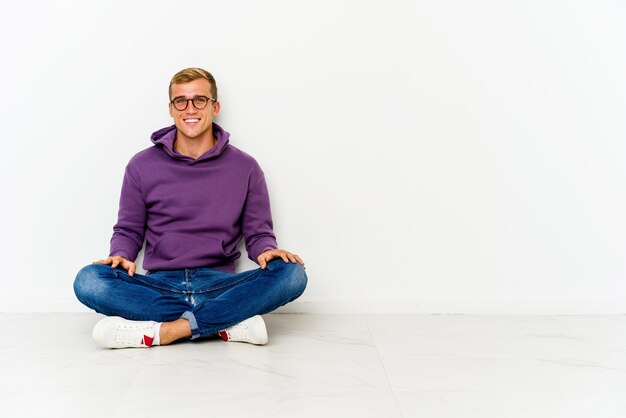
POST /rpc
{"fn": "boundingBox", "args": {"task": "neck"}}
[174,131,216,159]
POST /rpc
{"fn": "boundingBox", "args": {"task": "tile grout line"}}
[364,314,405,418]
[108,353,149,418]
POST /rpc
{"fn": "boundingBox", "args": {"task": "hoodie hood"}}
[150,123,230,164]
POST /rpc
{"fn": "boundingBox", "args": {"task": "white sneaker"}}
[218,315,268,345]
[92,316,158,349]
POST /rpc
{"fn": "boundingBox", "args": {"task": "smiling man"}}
[73,67,307,348]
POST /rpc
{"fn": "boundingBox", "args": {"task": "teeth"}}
[184,119,199,123]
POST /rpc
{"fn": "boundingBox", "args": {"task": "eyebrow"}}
[173,95,213,100]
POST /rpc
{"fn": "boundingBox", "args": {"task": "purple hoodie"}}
[109,123,277,273]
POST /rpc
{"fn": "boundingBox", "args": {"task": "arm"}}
[241,169,278,263]
[242,168,304,269]
[107,162,147,270]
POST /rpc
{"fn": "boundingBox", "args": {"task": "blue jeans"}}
[73,259,307,339]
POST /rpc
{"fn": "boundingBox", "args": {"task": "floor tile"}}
[113,391,401,418]
[123,314,390,393]
[394,390,626,418]
[2,313,626,418]
[366,315,626,392]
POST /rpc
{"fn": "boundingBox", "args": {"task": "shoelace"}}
[226,322,252,342]
[114,323,154,344]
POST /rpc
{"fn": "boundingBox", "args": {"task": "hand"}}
[257,248,305,270]
[93,255,137,276]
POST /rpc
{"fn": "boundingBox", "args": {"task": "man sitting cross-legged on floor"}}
[73,67,307,348]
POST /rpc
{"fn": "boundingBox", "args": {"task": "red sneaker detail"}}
[218,331,230,341]
[142,335,154,347]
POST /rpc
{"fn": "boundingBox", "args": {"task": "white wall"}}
[1,0,625,313]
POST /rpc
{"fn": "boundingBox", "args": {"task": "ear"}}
[168,102,174,118]
[212,101,221,117]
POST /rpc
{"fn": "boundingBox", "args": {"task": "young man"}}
[74,68,307,348]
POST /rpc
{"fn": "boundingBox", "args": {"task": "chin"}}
[176,126,197,138]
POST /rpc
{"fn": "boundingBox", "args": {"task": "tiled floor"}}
[1,313,626,417]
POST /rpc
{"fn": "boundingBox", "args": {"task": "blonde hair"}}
[169,67,218,100]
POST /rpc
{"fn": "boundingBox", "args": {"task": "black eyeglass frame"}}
[170,95,216,111]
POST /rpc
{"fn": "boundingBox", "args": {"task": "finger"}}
[128,263,136,277]
[287,253,297,263]
[258,255,267,269]
[111,259,119,268]
[281,253,289,263]
[121,259,130,269]
[295,255,305,266]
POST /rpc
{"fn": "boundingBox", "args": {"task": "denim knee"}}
[73,264,112,306]
[270,261,308,299]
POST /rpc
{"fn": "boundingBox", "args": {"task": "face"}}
[169,78,220,142]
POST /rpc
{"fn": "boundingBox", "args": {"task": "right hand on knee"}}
[92,256,137,276]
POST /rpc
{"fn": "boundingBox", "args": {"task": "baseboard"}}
[1,298,624,315]
[275,299,626,314]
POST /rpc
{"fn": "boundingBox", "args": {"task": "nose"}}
[185,100,199,113]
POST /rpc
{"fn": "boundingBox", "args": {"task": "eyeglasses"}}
[170,95,216,111]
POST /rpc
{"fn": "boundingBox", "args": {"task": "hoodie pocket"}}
[151,232,227,266]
